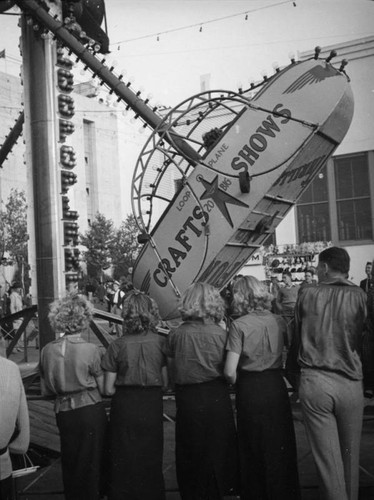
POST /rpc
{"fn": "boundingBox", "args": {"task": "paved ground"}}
[13,392,374,499]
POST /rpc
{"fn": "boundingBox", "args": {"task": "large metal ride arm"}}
[0,111,24,167]
[13,1,354,321]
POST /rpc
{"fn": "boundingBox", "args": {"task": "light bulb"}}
[288,51,296,63]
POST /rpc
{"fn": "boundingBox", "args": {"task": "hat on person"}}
[113,280,120,285]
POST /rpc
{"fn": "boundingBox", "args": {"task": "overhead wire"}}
[111,0,295,46]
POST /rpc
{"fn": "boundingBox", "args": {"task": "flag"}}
[0,49,5,59]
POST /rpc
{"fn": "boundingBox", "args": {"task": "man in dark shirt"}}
[359,261,372,293]
[287,247,366,500]
[275,271,299,346]
[299,269,315,290]
[275,271,299,317]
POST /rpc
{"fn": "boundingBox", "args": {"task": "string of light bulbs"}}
[111,0,297,47]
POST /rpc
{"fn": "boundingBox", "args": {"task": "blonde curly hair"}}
[48,294,93,334]
[231,275,273,316]
[179,282,226,322]
[121,290,160,335]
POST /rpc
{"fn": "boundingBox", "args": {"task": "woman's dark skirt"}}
[175,378,238,500]
[108,386,165,500]
[0,475,14,500]
[56,402,108,500]
[236,370,301,500]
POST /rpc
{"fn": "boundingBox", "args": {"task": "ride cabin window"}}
[334,153,372,241]
[296,165,331,243]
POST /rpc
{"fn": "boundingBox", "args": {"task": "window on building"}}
[334,153,372,241]
[296,165,331,242]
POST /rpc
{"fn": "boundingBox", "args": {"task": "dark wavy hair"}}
[121,290,160,335]
[319,246,350,275]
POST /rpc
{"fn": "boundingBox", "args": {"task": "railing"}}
[0,305,38,360]
[0,305,123,360]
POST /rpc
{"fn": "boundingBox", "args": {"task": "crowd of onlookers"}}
[1,246,373,500]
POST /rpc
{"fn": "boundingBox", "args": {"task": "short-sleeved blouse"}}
[166,319,228,384]
[101,331,167,386]
[40,335,103,412]
[226,310,287,372]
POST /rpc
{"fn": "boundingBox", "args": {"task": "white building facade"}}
[0,70,142,293]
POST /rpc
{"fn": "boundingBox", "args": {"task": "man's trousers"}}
[299,369,363,500]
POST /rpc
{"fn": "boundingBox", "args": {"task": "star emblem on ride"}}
[197,174,248,227]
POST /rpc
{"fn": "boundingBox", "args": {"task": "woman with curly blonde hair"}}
[231,274,274,315]
[40,294,108,500]
[101,290,167,500]
[167,282,237,500]
[224,276,300,500]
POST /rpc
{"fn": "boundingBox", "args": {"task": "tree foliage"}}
[111,214,141,279]
[79,212,142,282]
[0,188,28,264]
[79,212,115,280]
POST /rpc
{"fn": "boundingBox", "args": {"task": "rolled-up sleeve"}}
[164,331,175,358]
[101,342,119,372]
[90,346,104,377]
[226,323,243,354]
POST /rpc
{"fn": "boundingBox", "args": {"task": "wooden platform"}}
[26,396,177,456]
[28,398,60,454]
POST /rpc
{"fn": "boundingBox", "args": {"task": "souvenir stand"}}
[263,242,332,285]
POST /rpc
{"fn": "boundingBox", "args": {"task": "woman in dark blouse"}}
[167,282,237,500]
[224,276,300,500]
[101,290,167,500]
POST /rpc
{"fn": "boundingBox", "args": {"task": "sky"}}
[0,0,373,217]
[1,0,374,108]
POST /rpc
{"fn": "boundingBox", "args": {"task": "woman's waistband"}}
[115,385,162,391]
[55,386,98,402]
[175,377,227,389]
[238,368,283,378]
